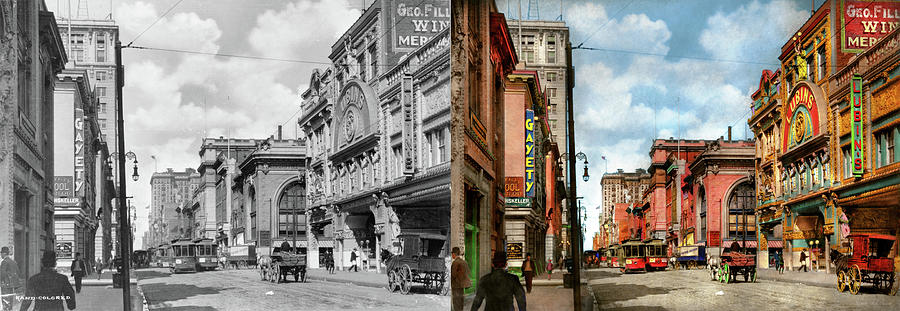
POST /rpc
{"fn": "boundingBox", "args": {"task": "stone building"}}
[450,0,518,290]
[299,0,450,272]
[193,137,258,248]
[52,69,102,271]
[0,0,67,278]
[147,168,199,247]
[600,169,650,248]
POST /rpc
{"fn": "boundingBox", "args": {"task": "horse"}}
[830,249,849,275]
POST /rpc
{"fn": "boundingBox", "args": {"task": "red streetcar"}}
[621,239,647,273]
[835,234,896,295]
[608,244,621,268]
[644,239,667,271]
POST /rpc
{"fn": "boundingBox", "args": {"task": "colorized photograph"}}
[0,0,449,310]
[451,0,900,310]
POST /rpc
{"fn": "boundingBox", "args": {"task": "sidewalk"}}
[66,270,138,286]
[755,268,836,288]
[304,267,387,289]
[3,283,143,311]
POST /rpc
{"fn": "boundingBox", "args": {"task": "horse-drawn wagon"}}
[259,242,307,283]
[384,233,448,295]
[710,242,756,283]
[834,234,896,295]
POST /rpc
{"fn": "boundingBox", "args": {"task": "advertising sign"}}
[56,242,73,259]
[53,197,81,206]
[841,0,900,52]
[851,75,864,176]
[390,0,450,50]
[782,84,821,151]
[54,176,73,197]
[525,109,535,197]
[402,75,416,175]
[505,197,532,207]
[505,177,524,197]
[708,231,721,247]
[74,108,85,194]
[506,242,524,260]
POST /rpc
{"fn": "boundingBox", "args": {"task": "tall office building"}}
[148,168,200,248]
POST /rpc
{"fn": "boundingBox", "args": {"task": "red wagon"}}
[711,242,756,283]
[836,234,896,295]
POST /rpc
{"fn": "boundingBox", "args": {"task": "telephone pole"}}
[565,40,582,311]
[115,40,133,311]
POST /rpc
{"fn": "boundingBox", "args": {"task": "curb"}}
[68,278,138,286]
[757,274,834,289]
[306,276,385,289]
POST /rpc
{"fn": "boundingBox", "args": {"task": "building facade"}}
[147,168,200,248]
[299,0,451,272]
[600,169,650,248]
[194,137,258,248]
[52,69,103,271]
[450,0,518,291]
[0,0,67,278]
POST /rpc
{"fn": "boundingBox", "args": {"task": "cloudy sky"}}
[498,0,822,248]
[48,0,368,249]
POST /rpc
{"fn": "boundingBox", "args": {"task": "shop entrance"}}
[465,187,481,294]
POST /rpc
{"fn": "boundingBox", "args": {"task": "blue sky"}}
[499,0,824,248]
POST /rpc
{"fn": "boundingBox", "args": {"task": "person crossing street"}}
[70,253,88,294]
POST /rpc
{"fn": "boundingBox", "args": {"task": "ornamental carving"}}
[872,78,899,120]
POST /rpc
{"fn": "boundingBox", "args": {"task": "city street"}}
[588,268,900,310]
[136,268,449,311]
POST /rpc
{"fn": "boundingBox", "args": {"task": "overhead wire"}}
[127,0,186,47]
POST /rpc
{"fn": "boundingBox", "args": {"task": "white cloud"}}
[117,1,222,53]
[248,1,360,59]
[568,2,671,54]
[699,0,807,61]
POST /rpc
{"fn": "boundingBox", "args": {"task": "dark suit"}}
[470,268,526,311]
[1,257,22,311]
[69,259,87,293]
[19,268,75,311]
[520,258,536,293]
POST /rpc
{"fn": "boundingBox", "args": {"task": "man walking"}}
[470,251,526,311]
[546,259,553,281]
[19,251,76,311]
[350,248,359,272]
[327,252,335,274]
[1,247,22,311]
[450,247,471,311]
[521,253,536,294]
[95,259,103,280]
[799,249,808,272]
[70,253,87,293]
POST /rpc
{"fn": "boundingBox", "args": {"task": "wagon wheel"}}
[387,269,398,292]
[889,271,898,296]
[743,269,749,282]
[399,264,412,295]
[849,265,861,295]
[750,268,757,283]
[293,267,300,282]
[271,265,280,283]
[301,266,308,283]
[721,264,730,284]
[438,272,449,296]
[688,260,697,270]
[837,270,848,292]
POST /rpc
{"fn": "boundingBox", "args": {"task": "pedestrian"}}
[521,253,536,294]
[546,259,553,281]
[811,250,818,272]
[328,252,335,274]
[470,251,526,311]
[777,251,785,274]
[799,249,808,272]
[450,247,471,311]
[19,250,76,311]
[70,253,87,294]
[95,259,103,280]
[1,247,22,311]
[350,248,359,272]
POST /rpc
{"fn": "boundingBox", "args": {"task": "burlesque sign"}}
[851,75,864,176]
[841,0,900,52]
[505,177,524,197]
[391,0,450,50]
[525,109,535,197]
[54,176,73,197]
[782,83,822,151]
[74,108,85,194]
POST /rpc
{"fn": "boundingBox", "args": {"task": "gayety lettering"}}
[525,112,535,196]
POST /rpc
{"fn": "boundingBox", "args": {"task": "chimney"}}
[277,125,283,140]
[728,126,732,142]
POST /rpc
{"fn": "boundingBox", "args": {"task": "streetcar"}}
[170,238,198,273]
[643,239,667,271]
[132,250,151,268]
[621,239,647,273]
[607,244,621,268]
[154,243,172,268]
[193,238,219,271]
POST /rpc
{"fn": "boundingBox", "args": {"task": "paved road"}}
[136,268,449,311]
[588,267,900,310]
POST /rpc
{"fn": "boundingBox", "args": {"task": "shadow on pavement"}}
[603,306,668,311]
[134,270,171,281]
[157,306,218,311]
[142,283,232,303]
[585,270,622,280]
[593,283,674,305]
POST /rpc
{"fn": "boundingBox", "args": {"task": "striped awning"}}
[725,240,758,248]
[313,240,334,248]
[767,240,784,249]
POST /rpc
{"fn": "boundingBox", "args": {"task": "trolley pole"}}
[565,41,583,311]
[115,40,133,311]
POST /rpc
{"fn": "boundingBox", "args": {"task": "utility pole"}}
[115,40,132,311]
[565,40,582,311]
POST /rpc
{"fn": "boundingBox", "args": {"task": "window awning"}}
[725,240,758,248]
[767,240,784,249]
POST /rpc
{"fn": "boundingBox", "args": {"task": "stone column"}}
[374,232,381,274]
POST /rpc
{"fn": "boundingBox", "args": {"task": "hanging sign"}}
[506,242,524,260]
[851,75,864,176]
[505,177,524,197]
[391,0,451,50]
[841,0,900,52]
[54,176,73,197]
[74,108,85,194]
[525,109,535,197]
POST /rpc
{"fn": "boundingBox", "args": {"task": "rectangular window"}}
[71,33,85,62]
[806,55,814,81]
[96,87,107,97]
[546,50,556,63]
[843,148,851,179]
[437,129,447,163]
[525,50,535,63]
[816,46,826,80]
[96,37,107,62]
[96,71,106,81]
[99,119,106,129]
[369,45,378,78]
[875,134,882,168]
[358,53,366,81]
[887,130,895,165]
[100,103,107,114]
[546,72,557,82]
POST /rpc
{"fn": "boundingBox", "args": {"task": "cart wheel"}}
[750,269,757,283]
[837,270,847,292]
[301,267,307,283]
[722,264,730,284]
[689,261,697,270]
[294,269,300,282]
[889,271,898,296]
[388,270,398,292]
[438,272,449,296]
[743,270,749,282]
[849,265,861,295]
[399,265,412,295]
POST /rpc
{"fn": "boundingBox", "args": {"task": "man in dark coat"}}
[350,248,359,272]
[520,253,536,293]
[69,253,87,293]
[450,247,471,311]
[470,251,526,311]
[1,247,22,311]
[19,251,76,311]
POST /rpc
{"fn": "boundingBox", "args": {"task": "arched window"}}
[278,182,306,238]
[699,187,707,242]
[727,181,755,239]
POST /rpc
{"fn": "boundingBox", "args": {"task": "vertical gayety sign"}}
[525,109,535,197]
[74,108,85,194]
[851,75,864,177]
[402,75,416,175]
